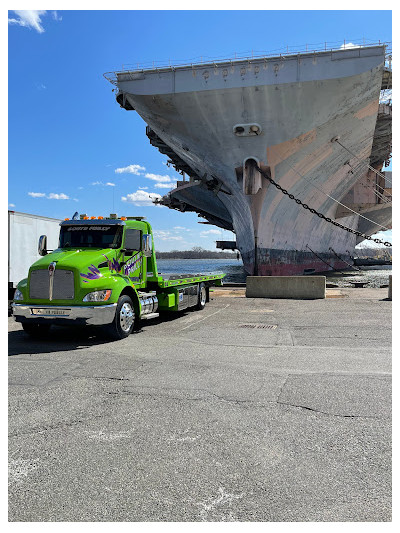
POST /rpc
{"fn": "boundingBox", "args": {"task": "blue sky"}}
[8,9,392,250]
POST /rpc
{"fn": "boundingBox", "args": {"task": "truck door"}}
[122,228,143,283]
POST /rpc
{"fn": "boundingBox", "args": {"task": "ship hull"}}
[113,46,388,275]
[242,248,354,276]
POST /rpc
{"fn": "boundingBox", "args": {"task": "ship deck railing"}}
[104,39,391,84]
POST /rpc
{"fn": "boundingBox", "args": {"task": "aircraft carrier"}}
[105,42,392,275]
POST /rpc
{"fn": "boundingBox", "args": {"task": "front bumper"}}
[12,303,117,326]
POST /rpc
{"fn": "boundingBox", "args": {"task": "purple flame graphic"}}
[80,264,103,283]
[102,254,121,273]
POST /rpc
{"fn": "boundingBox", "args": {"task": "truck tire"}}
[106,295,136,340]
[22,322,51,338]
[195,283,207,311]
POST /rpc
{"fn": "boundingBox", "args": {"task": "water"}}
[156,259,392,287]
[326,265,392,288]
[156,258,245,283]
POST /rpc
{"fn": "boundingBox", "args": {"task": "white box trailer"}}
[8,211,61,298]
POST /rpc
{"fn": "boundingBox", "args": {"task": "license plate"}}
[31,308,70,316]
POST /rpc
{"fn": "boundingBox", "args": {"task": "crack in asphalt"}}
[248,378,266,398]
[276,401,390,419]
[10,371,391,438]
[276,375,290,403]
[9,414,105,438]
[112,385,390,420]
[93,376,130,381]
[117,386,250,405]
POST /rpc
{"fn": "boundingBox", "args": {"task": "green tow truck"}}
[12,214,224,340]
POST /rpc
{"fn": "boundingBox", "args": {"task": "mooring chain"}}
[256,166,392,247]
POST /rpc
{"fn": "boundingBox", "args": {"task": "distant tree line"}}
[355,247,392,259]
[156,246,239,259]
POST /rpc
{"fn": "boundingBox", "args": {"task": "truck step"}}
[140,312,160,320]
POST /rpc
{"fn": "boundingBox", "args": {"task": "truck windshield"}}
[59,225,123,249]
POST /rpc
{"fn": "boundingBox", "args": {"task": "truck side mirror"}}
[38,235,48,256]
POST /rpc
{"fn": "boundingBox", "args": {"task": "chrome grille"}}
[29,270,48,299]
[29,269,75,300]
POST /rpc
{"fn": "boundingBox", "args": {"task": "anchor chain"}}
[256,166,392,247]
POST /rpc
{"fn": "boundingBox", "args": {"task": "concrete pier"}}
[246,275,326,299]
[8,287,391,522]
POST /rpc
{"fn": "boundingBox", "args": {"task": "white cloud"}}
[8,10,47,33]
[340,42,358,50]
[52,11,62,21]
[200,229,221,236]
[28,191,69,199]
[154,182,174,189]
[115,164,145,175]
[47,193,69,200]
[28,192,46,198]
[153,230,170,239]
[145,173,173,183]
[153,230,184,241]
[9,203,15,208]
[138,186,149,190]
[121,190,161,206]
[92,181,115,187]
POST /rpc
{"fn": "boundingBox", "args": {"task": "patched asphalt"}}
[8,288,391,521]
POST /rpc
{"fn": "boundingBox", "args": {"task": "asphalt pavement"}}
[8,288,392,522]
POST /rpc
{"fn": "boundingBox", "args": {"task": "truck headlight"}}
[14,289,23,301]
[83,290,112,302]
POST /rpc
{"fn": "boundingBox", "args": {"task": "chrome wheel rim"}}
[200,286,206,306]
[120,302,134,332]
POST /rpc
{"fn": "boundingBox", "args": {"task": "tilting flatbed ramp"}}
[157,273,224,288]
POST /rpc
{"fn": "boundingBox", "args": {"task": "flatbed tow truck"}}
[12,214,224,340]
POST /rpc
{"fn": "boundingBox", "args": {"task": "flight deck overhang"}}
[107,45,387,98]
[157,180,234,232]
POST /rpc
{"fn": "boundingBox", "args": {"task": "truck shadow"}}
[137,310,193,328]
[8,326,124,356]
[8,311,190,356]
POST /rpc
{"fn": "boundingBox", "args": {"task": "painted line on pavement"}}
[177,304,230,332]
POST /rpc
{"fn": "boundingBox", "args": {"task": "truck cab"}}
[12,214,224,340]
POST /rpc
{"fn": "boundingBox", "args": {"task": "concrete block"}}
[388,275,392,300]
[246,276,326,299]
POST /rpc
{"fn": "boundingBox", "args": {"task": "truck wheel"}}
[195,283,207,311]
[106,295,136,340]
[22,322,51,338]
